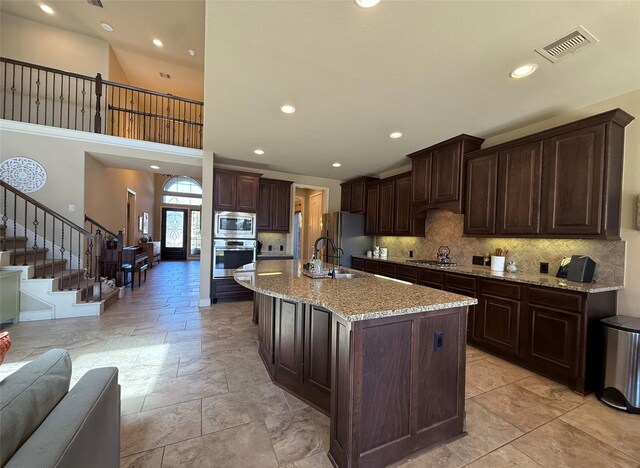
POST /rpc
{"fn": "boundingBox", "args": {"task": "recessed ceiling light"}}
[40,4,54,14]
[100,22,114,32]
[510,63,538,79]
[390,132,403,139]
[254,149,265,155]
[188,49,196,57]
[355,0,381,7]
[332,162,342,168]
[150,165,160,170]
[152,38,163,47]
[280,105,296,114]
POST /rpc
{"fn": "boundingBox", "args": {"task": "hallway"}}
[0,261,638,467]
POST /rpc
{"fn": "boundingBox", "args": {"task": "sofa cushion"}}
[0,349,71,466]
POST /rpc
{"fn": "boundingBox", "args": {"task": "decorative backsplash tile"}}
[258,232,289,254]
[375,210,625,284]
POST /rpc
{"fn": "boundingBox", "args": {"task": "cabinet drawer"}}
[418,269,444,285]
[445,273,476,291]
[481,279,521,299]
[352,257,365,270]
[396,265,418,282]
[364,260,380,274]
[378,262,397,278]
[527,286,583,313]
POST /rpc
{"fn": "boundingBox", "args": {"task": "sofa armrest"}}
[6,367,121,468]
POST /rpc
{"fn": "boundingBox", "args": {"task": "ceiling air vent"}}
[536,25,598,63]
[86,0,104,7]
[159,72,171,79]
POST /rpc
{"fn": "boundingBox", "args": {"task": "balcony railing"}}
[0,57,203,149]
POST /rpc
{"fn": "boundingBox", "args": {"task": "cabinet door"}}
[464,153,498,235]
[378,179,395,235]
[523,304,580,380]
[257,293,275,374]
[257,182,273,230]
[393,175,412,235]
[275,299,304,384]
[543,124,606,236]
[497,142,543,235]
[341,184,352,212]
[214,171,237,211]
[476,293,520,356]
[430,142,461,204]
[304,306,332,396]
[365,184,380,235]
[411,154,431,205]
[236,175,259,212]
[445,286,476,340]
[272,182,292,231]
[350,179,366,213]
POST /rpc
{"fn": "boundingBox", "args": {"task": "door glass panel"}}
[190,211,201,255]
[165,210,185,248]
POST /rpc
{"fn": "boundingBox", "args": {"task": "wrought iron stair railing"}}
[1,180,106,302]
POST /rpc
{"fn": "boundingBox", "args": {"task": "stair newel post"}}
[13,190,17,266]
[22,199,27,266]
[77,230,81,291]
[68,224,72,290]
[94,229,103,301]
[42,212,47,279]
[94,73,102,134]
[60,222,65,289]
[51,217,55,277]
[116,230,124,287]
[32,206,38,276]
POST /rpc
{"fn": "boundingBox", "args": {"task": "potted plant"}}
[105,234,118,250]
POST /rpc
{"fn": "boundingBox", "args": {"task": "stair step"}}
[7,247,49,264]
[52,269,87,290]
[29,259,68,277]
[0,236,29,250]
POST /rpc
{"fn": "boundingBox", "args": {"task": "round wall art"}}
[0,157,48,193]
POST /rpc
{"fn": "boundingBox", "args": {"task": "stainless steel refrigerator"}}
[320,212,372,268]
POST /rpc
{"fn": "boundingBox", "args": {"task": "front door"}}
[161,208,188,260]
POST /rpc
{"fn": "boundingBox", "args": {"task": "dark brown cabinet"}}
[274,299,305,389]
[463,109,633,239]
[378,179,395,235]
[258,178,292,232]
[365,173,424,236]
[340,177,377,214]
[409,134,484,215]
[365,182,380,235]
[256,293,275,375]
[497,142,543,235]
[303,305,332,410]
[543,124,606,236]
[214,169,261,212]
[476,292,521,357]
[464,153,498,235]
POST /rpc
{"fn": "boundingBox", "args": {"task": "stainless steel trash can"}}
[599,316,640,413]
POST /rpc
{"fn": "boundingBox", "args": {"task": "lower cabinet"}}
[257,294,332,414]
[211,277,253,303]
[476,293,521,357]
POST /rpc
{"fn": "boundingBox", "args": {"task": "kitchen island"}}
[234,260,478,468]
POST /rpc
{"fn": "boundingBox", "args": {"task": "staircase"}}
[1,182,121,322]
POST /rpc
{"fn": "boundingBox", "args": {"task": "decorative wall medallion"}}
[0,157,47,193]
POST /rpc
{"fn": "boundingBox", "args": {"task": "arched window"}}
[162,176,202,206]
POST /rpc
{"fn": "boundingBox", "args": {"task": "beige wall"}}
[0,13,110,78]
[84,155,155,241]
[480,89,640,317]
[108,46,129,85]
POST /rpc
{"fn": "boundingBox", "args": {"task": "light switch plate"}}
[68,204,75,212]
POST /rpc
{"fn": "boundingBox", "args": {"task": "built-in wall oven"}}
[213,239,256,278]
[214,211,256,239]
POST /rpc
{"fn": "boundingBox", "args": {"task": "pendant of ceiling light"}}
[355,0,381,7]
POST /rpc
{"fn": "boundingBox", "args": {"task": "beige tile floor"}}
[1,260,638,468]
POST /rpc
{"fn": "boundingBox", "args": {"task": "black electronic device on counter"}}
[567,255,596,283]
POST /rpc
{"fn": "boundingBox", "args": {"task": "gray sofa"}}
[0,349,120,468]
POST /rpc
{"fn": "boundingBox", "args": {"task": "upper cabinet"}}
[365,173,425,236]
[258,178,293,232]
[214,169,261,212]
[463,109,634,239]
[340,177,378,213]
[408,134,484,215]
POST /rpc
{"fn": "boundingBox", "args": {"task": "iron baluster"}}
[28,67,32,123]
[19,65,24,122]
[10,62,15,120]
[36,69,41,124]
[81,79,86,131]
[23,199,27,265]
[51,217,55,278]
[59,73,64,127]
[52,73,55,126]
[42,213,47,279]
[32,207,39,274]
[12,192,17,266]
[77,230,81,291]
[68,223,72,290]
[94,73,102,133]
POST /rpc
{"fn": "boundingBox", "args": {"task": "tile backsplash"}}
[375,210,625,284]
[258,232,289,254]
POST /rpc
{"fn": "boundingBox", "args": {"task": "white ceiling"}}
[205,1,640,180]
[0,0,205,101]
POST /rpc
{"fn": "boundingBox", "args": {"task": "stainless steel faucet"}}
[313,236,340,278]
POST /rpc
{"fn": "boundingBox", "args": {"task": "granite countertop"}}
[233,260,477,322]
[257,254,294,259]
[353,255,623,293]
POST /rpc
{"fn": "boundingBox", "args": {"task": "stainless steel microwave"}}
[214,211,256,239]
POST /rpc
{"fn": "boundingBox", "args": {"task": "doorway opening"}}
[293,185,327,261]
[126,189,136,245]
[161,176,202,260]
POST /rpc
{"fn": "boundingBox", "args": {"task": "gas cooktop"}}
[406,259,458,267]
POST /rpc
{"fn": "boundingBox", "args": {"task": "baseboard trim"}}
[198,298,211,307]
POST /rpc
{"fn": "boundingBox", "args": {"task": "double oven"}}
[213,211,257,278]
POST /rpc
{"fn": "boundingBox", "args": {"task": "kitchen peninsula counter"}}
[235,260,474,468]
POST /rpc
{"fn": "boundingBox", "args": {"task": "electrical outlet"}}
[268,245,272,251]
[540,262,549,274]
[409,250,414,258]
[434,331,444,352]
[279,245,284,251]
[472,255,484,266]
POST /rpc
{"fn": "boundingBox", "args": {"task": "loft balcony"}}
[0,57,203,149]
